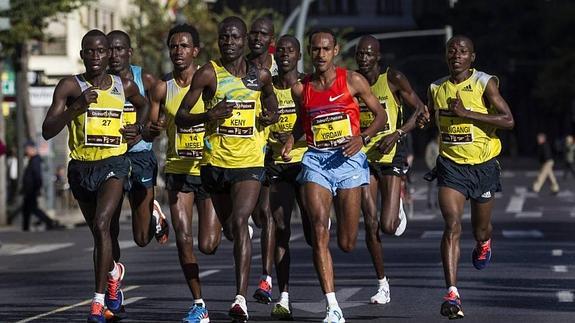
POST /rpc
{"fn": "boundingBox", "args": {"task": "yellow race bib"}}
[85,108,123,147]
[359,104,390,132]
[270,105,297,135]
[438,109,474,144]
[217,100,256,137]
[311,112,352,149]
[175,124,205,159]
[123,104,136,126]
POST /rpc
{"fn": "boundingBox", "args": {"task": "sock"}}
[279,292,289,307]
[108,262,120,280]
[93,292,105,305]
[325,292,338,307]
[448,286,459,296]
[261,275,272,286]
[194,298,205,307]
[378,277,388,289]
[235,294,246,305]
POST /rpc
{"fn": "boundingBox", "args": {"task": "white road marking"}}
[552,249,563,256]
[515,211,543,218]
[84,240,141,252]
[199,269,220,278]
[557,291,574,302]
[502,230,544,239]
[14,285,140,323]
[123,296,146,305]
[290,233,304,242]
[410,213,436,221]
[11,243,74,255]
[552,265,568,273]
[506,196,525,213]
[421,231,443,239]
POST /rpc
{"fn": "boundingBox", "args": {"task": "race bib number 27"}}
[85,108,123,147]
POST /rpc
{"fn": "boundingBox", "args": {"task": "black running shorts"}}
[436,155,501,203]
[126,150,158,189]
[68,155,131,203]
[201,165,265,194]
[165,173,209,200]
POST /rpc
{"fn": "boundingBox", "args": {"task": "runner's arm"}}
[390,68,426,134]
[258,68,279,126]
[281,82,304,162]
[143,80,167,141]
[453,78,514,129]
[349,71,387,139]
[42,77,94,140]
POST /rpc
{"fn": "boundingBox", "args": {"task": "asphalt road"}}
[1,169,574,323]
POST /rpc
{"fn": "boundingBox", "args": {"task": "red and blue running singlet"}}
[301,67,361,149]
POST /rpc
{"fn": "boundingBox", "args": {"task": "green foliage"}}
[0,0,93,56]
[122,1,285,75]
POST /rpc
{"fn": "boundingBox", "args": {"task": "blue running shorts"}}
[297,148,369,195]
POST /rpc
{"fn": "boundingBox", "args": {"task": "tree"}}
[0,0,93,226]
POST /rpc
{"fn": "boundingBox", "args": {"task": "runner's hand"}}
[342,135,363,157]
[143,118,166,141]
[70,86,98,113]
[281,134,295,162]
[378,131,400,154]
[274,132,290,145]
[416,105,430,129]
[259,109,277,127]
[120,124,141,145]
[448,91,467,117]
[207,98,234,121]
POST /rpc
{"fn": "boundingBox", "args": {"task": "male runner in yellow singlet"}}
[175,16,278,322]
[42,29,149,323]
[417,35,514,320]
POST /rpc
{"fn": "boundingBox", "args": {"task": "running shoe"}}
[394,198,407,236]
[105,262,125,313]
[271,302,293,320]
[472,239,491,270]
[153,200,170,244]
[370,278,390,304]
[253,279,273,304]
[440,290,464,319]
[323,305,345,323]
[182,303,210,323]
[229,295,249,322]
[87,301,106,323]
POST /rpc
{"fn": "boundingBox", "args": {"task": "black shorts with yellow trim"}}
[368,142,409,179]
[68,155,131,203]
[265,161,302,185]
[165,173,209,200]
[436,155,502,203]
[126,150,158,190]
[200,165,265,194]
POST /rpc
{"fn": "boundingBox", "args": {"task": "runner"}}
[106,30,170,249]
[149,24,220,323]
[246,16,278,306]
[417,35,514,319]
[281,29,386,323]
[42,29,149,323]
[354,35,426,304]
[264,35,309,319]
[175,16,279,322]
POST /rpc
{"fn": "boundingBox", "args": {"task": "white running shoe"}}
[370,278,391,304]
[323,305,345,323]
[394,198,407,236]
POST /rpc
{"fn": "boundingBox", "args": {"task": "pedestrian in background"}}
[563,135,575,180]
[21,140,57,231]
[532,133,560,194]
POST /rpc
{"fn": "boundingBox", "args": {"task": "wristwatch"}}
[361,134,371,146]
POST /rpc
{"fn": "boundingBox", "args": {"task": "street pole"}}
[295,0,314,72]
[0,52,6,226]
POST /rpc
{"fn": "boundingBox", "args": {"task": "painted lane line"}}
[502,230,544,239]
[557,291,574,302]
[552,249,563,256]
[14,285,140,323]
[292,287,362,313]
[85,240,141,252]
[199,269,220,278]
[410,214,436,221]
[506,196,525,213]
[290,233,304,242]
[11,243,74,255]
[515,211,542,218]
[421,231,443,239]
[123,296,146,305]
[552,265,568,273]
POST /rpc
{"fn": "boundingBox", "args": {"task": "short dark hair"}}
[218,16,247,35]
[107,30,131,48]
[277,34,300,52]
[167,23,200,47]
[307,28,337,46]
[82,29,107,49]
